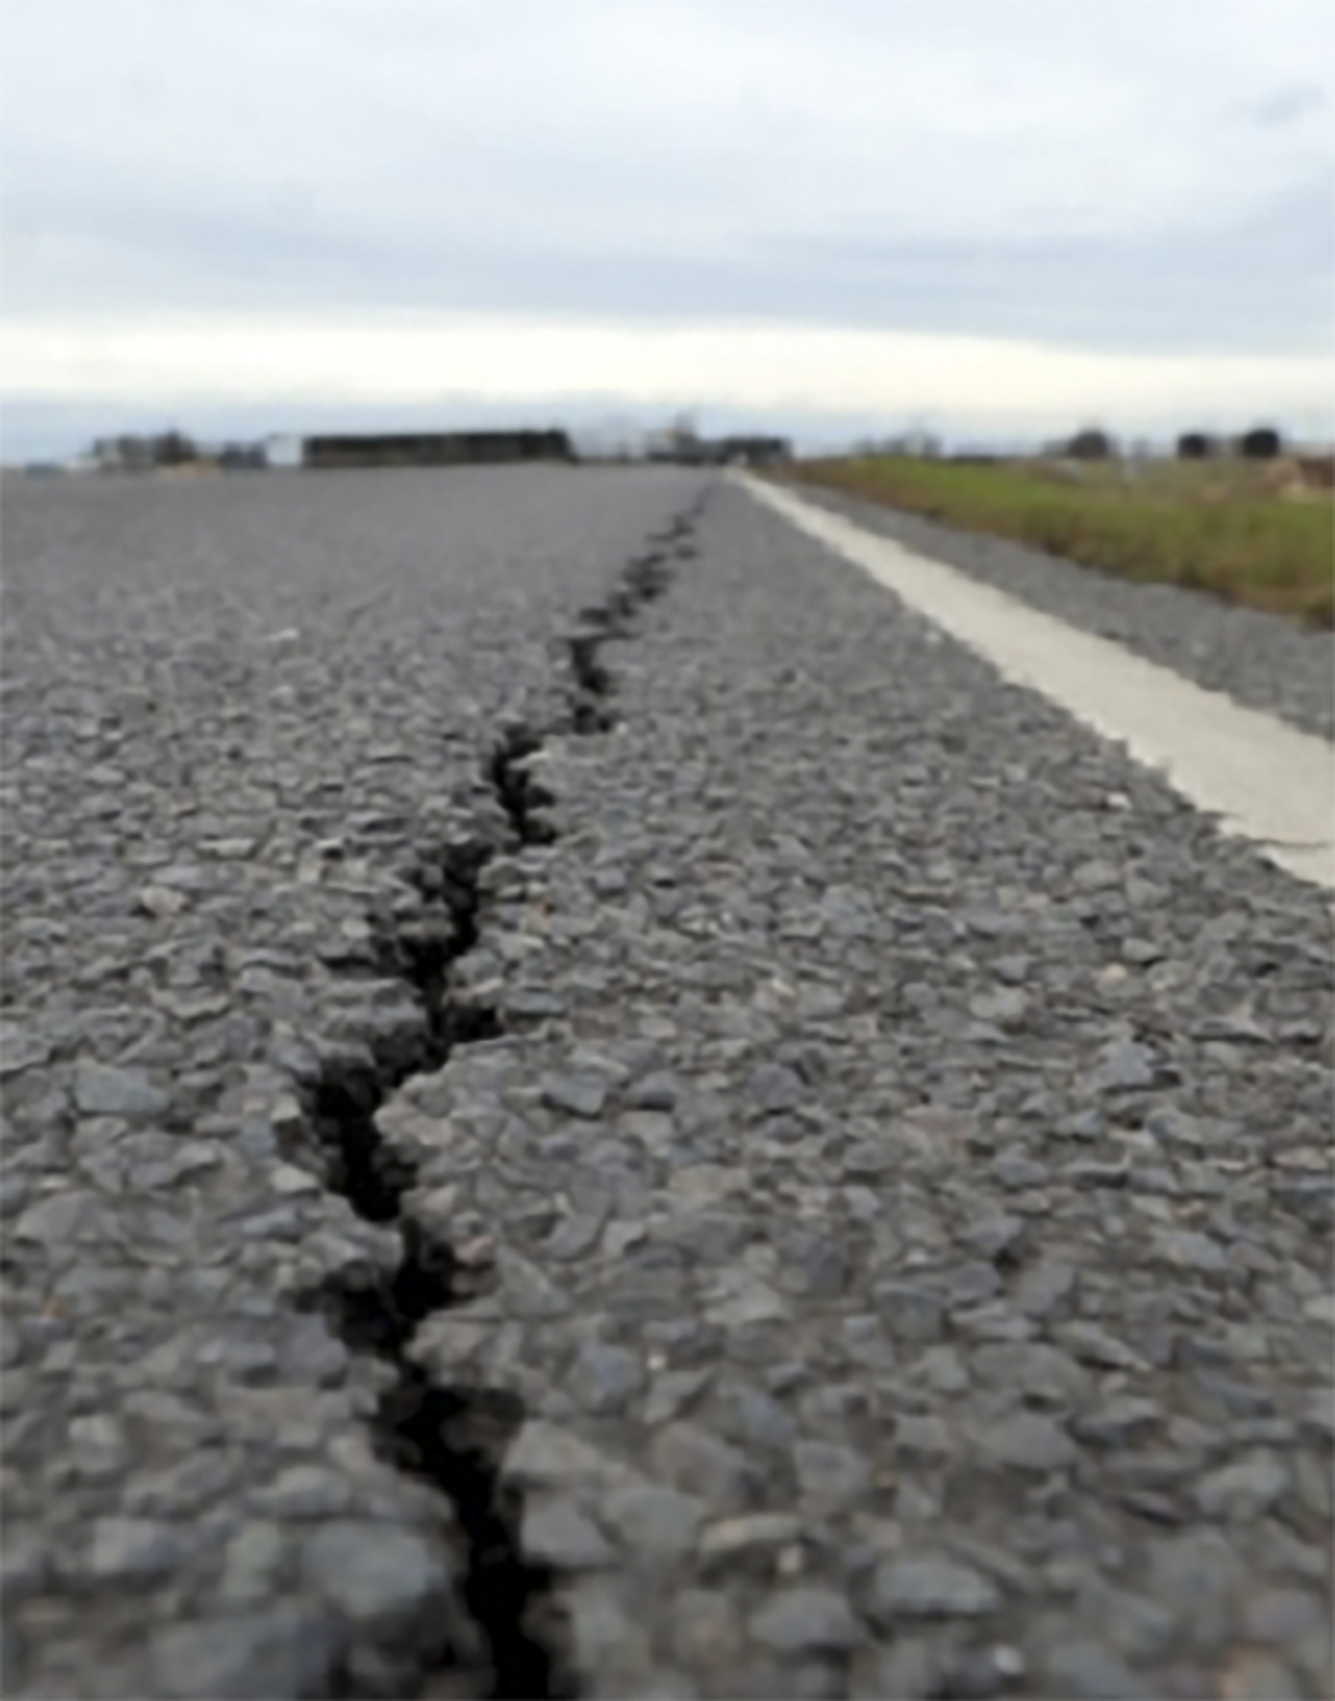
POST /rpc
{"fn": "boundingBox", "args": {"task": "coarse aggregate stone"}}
[400,484,1331,1697]
[789,479,1335,743]
[3,465,1332,1700]
[1,464,703,1698]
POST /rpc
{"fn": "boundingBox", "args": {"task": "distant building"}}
[302,429,574,469]
[716,435,791,467]
[645,433,791,467]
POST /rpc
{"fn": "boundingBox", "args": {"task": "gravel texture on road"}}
[788,481,1335,744]
[2,469,1332,1700]
[1,465,702,1699]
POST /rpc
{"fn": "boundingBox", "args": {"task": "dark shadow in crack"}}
[487,727,559,846]
[377,1374,574,1700]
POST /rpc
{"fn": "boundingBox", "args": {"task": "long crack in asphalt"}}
[297,498,706,1699]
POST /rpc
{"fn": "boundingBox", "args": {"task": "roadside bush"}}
[1066,427,1117,460]
[1239,426,1284,460]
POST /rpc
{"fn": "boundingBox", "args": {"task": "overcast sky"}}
[2,0,1332,454]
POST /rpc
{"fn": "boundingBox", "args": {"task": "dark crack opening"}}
[305,1057,423,1224]
[303,809,563,1698]
[567,632,613,702]
[378,1373,575,1701]
[487,726,559,846]
[557,520,705,736]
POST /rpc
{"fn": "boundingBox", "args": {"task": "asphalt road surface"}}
[2,466,1332,1700]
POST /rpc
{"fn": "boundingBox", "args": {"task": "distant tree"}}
[152,428,198,466]
[1066,426,1117,460]
[1177,431,1217,459]
[1238,425,1284,460]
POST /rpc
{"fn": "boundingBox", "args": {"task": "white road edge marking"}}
[739,475,1335,893]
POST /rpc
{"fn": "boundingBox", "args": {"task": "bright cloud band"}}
[3,315,1330,433]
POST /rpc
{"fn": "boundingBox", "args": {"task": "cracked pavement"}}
[2,466,1331,1700]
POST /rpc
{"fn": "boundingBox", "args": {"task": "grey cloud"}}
[763,176,1335,355]
[1244,83,1328,127]
[4,164,1330,359]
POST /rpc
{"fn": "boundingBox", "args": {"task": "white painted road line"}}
[741,475,1335,893]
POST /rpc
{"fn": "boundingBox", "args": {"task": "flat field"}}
[787,454,1334,626]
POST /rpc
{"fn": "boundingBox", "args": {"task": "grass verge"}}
[785,457,1334,628]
